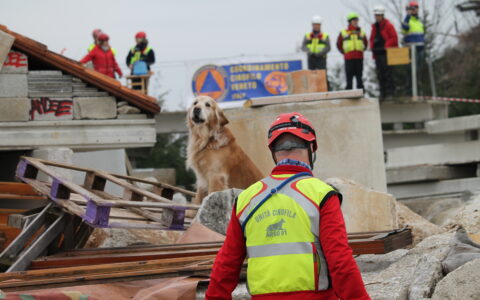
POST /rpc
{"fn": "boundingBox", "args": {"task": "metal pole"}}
[411,44,418,98]
[427,57,437,98]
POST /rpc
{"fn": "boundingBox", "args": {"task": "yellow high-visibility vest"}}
[341,29,366,53]
[305,32,329,54]
[129,46,152,65]
[236,173,339,295]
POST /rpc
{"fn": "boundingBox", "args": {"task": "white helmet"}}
[311,15,322,24]
[373,5,385,15]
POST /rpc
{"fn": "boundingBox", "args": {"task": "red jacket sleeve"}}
[384,22,399,48]
[80,50,94,64]
[319,195,371,300]
[205,207,246,300]
[336,33,344,54]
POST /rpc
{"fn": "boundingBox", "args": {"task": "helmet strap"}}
[308,145,316,170]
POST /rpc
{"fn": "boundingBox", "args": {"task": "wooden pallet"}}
[15,157,199,230]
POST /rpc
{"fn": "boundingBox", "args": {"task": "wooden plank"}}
[0,182,42,196]
[244,89,363,108]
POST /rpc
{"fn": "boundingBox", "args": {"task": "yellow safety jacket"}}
[305,32,329,54]
[129,46,152,65]
[341,29,366,53]
[87,44,117,55]
[236,173,339,295]
[402,16,425,44]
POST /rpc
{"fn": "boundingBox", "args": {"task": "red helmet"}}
[92,29,102,38]
[408,1,419,8]
[135,31,147,39]
[268,112,317,152]
[98,33,109,41]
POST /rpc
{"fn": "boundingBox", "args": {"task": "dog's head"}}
[187,96,229,130]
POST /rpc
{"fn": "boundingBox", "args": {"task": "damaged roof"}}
[0,25,160,114]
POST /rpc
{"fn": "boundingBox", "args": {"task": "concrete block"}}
[225,98,387,192]
[383,130,467,150]
[426,114,480,134]
[0,30,15,72]
[73,96,117,120]
[380,101,449,123]
[388,177,480,200]
[0,97,30,121]
[29,97,74,121]
[1,51,28,74]
[0,74,28,97]
[32,147,74,182]
[325,178,398,232]
[386,141,480,168]
[387,165,474,184]
[155,112,188,134]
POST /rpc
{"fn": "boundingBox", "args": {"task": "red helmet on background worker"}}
[98,33,109,41]
[92,29,102,38]
[408,1,419,8]
[135,31,147,39]
[268,112,317,152]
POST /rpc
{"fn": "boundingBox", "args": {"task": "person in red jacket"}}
[206,113,370,300]
[80,33,122,79]
[369,5,398,100]
[337,12,368,90]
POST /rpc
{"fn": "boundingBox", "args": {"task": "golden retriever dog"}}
[187,95,264,205]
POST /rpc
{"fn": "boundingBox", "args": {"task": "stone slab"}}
[73,96,117,120]
[1,51,28,74]
[386,141,480,168]
[388,177,480,200]
[426,114,480,134]
[387,164,475,184]
[326,178,397,232]
[117,113,147,120]
[28,71,64,76]
[382,129,467,150]
[0,30,14,72]
[29,97,74,121]
[0,74,28,97]
[0,97,29,121]
[224,98,387,192]
[0,119,156,150]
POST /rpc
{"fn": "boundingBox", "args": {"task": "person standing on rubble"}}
[126,31,155,90]
[88,29,117,56]
[337,12,368,91]
[205,113,370,300]
[370,5,398,100]
[80,33,123,79]
[302,16,331,71]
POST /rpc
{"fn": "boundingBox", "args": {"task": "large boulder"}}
[356,249,408,273]
[363,233,452,300]
[325,178,397,232]
[431,258,480,300]
[396,201,444,245]
[442,227,480,274]
[444,193,480,234]
[193,189,243,235]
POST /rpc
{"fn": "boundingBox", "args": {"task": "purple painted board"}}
[84,200,111,227]
[169,207,186,230]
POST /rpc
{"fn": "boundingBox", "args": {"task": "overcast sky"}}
[1,0,473,110]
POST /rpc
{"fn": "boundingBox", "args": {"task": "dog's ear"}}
[216,108,229,127]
